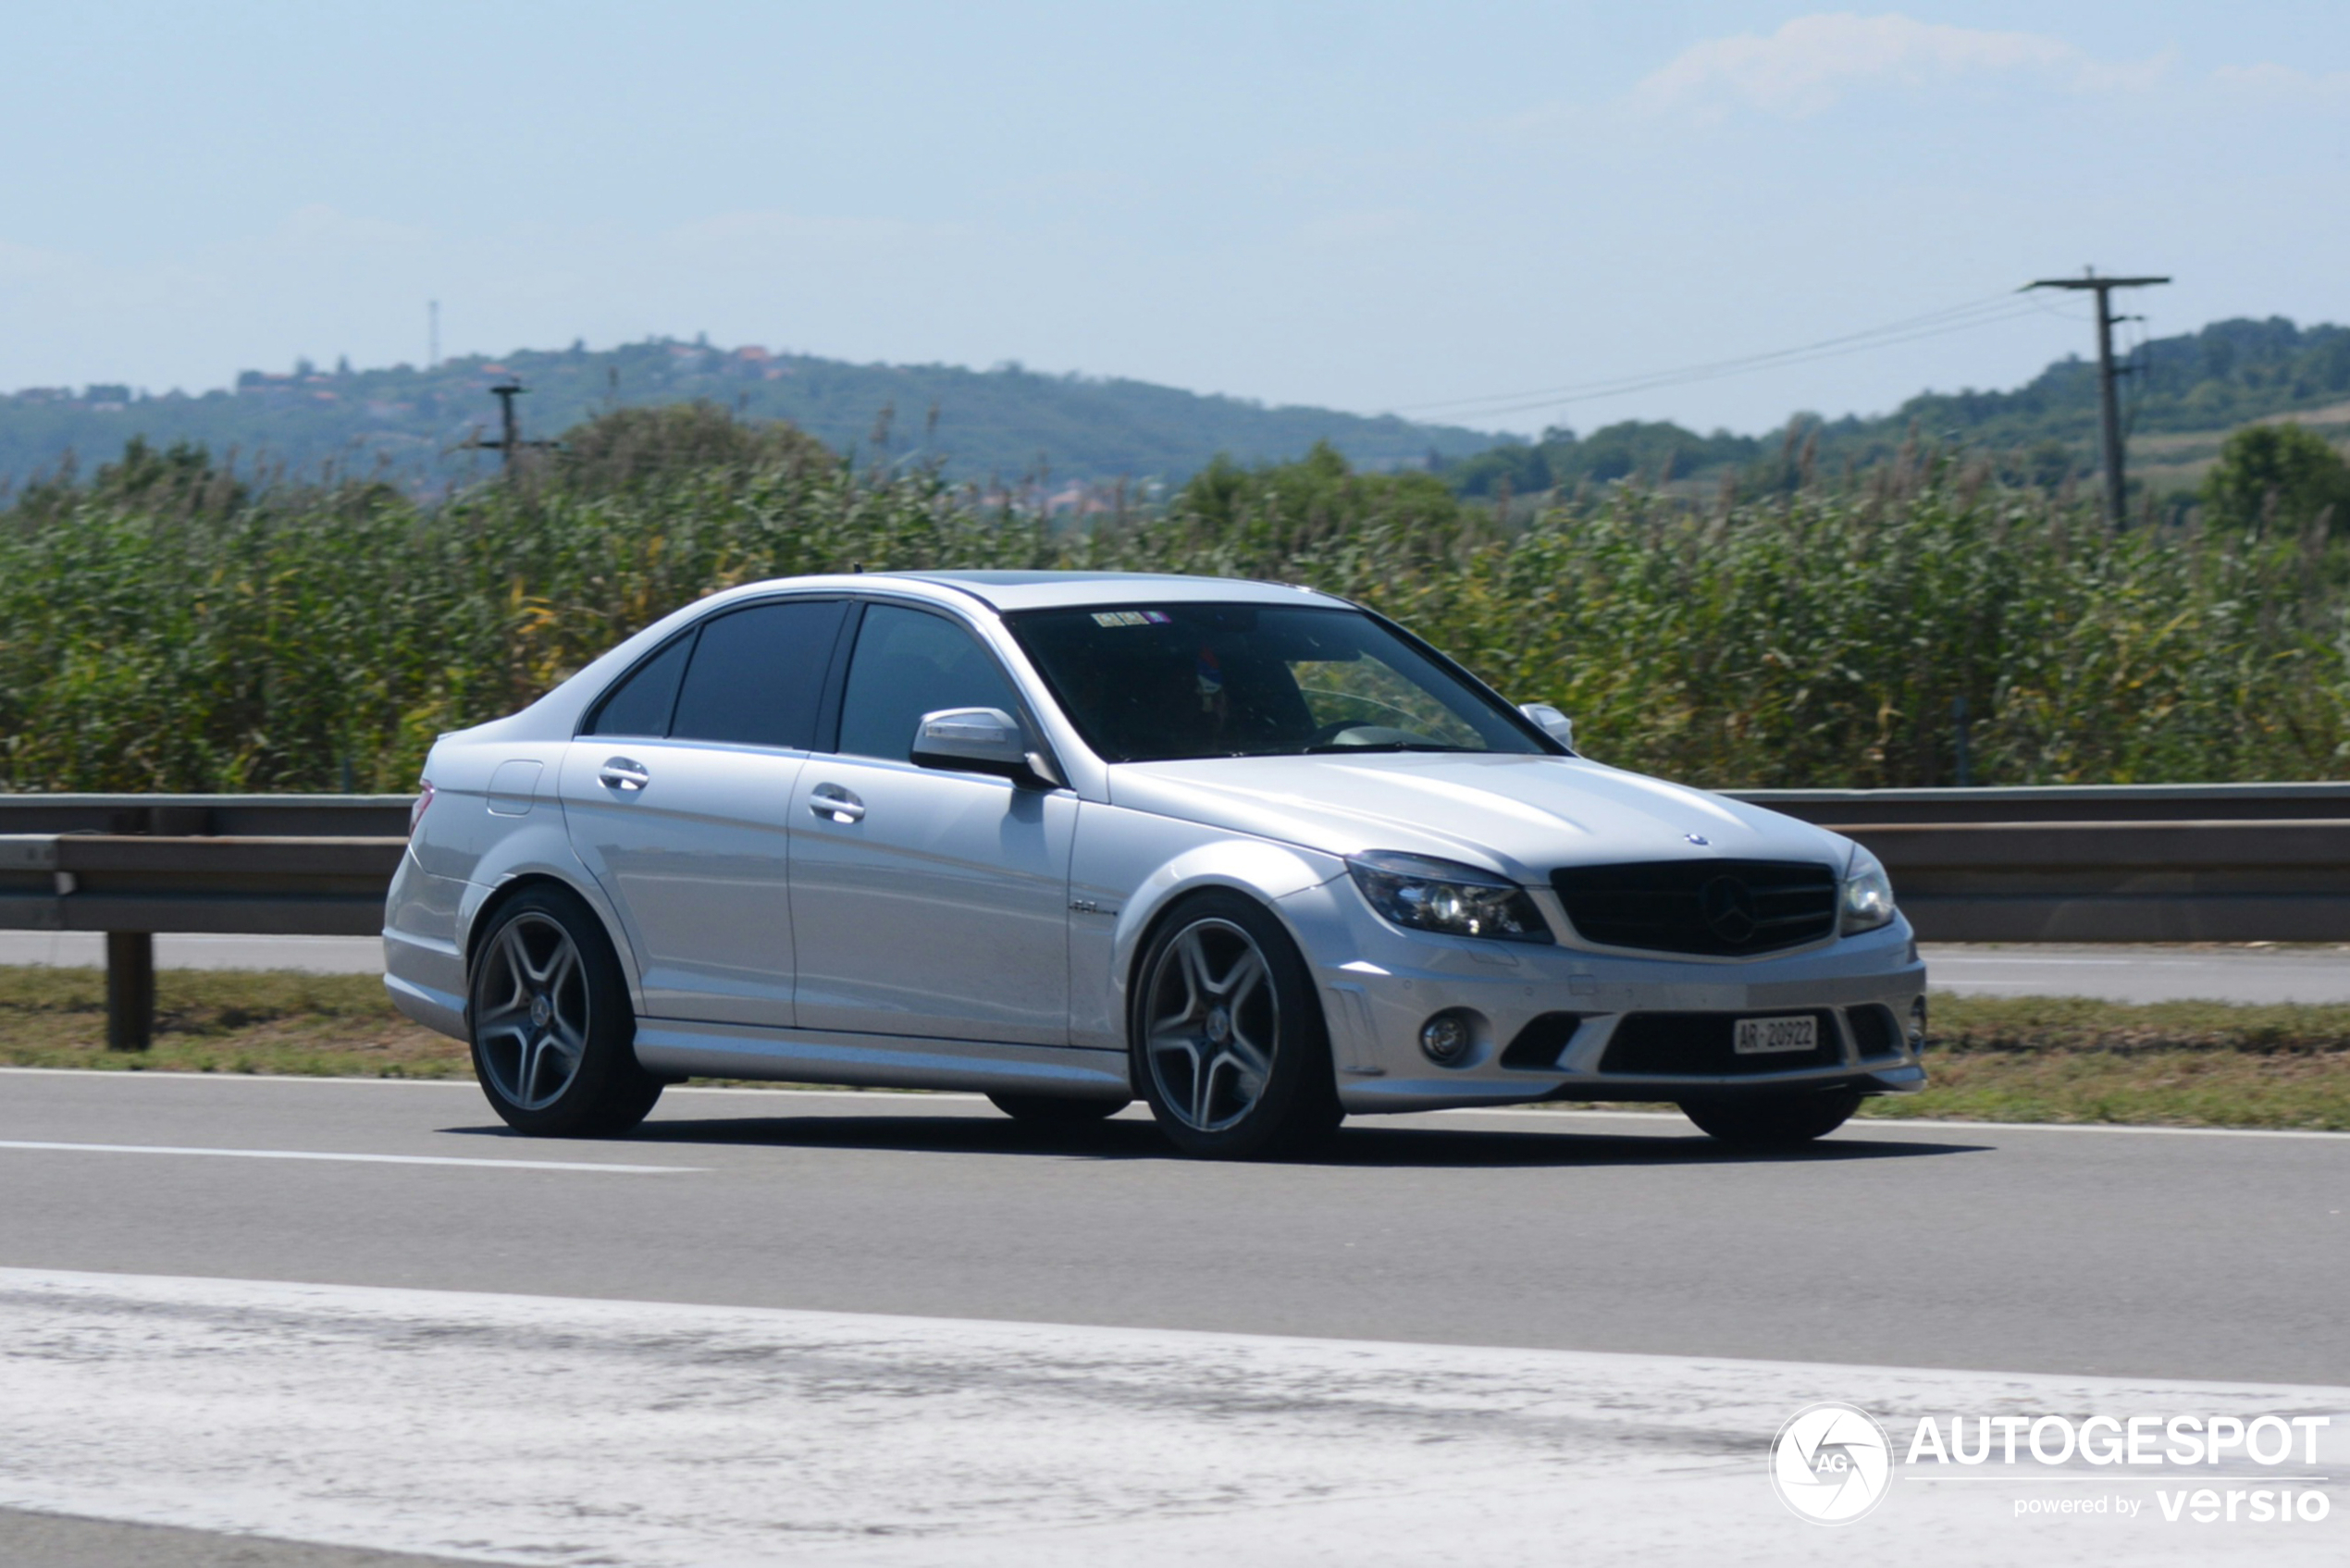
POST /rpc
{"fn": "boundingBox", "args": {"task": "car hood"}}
[1107,753,1853,883]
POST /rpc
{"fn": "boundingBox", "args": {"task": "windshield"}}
[1005,602,1549,763]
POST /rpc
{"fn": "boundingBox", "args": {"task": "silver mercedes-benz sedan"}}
[384,570,1925,1157]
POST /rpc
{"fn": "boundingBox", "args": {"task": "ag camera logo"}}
[1771,1401,1893,1524]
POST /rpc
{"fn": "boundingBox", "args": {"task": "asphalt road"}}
[1,1070,2342,1387]
[3,1072,2344,1565]
[9,933,2348,1002]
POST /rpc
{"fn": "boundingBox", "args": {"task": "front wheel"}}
[1678,1088,1863,1148]
[469,887,664,1137]
[1130,893,1341,1160]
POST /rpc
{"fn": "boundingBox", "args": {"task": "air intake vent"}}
[1502,1013,1584,1069]
[1847,1004,1902,1058]
[1550,859,1837,957]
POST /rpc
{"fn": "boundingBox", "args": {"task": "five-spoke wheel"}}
[1132,893,1340,1158]
[468,886,666,1136]
[475,911,590,1112]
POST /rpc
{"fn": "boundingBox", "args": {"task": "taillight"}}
[409,780,435,836]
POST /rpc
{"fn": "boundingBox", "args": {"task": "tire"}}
[987,1092,1131,1125]
[1678,1087,1863,1148]
[468,885,665,1137]
[1129,891,1342,1159]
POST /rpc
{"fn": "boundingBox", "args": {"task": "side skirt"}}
[633,1019,1134,1099]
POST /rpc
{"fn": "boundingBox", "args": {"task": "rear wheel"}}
[1131,893,1341,1160]
[1678,1087,1862,1148]
[469,887,664,1137]
[987,1092,1130,1126]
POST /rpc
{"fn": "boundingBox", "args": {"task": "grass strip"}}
[3,968,2346,1131]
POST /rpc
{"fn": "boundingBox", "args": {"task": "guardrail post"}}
[105,932,155,1052]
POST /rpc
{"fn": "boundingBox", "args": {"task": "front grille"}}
[1599,1010,1844,1076]
[1847,1004,1903,1058]
[1550,859,1837,957]
[1502,1013,1585,1069]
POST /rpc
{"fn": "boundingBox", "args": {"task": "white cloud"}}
[1635,12,2166,120]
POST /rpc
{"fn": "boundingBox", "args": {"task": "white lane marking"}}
[0,1067,476,1085]
[0,1067,985,1102]
[1439,1105,2350,1140]
[0,1140,699,1173]
[0,1267,2342,1568]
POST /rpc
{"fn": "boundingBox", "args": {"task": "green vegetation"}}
[1445,315,2350,501]
[0,966,467,1078]
[8,968,2344,1132]
[1860,995,2350,1131]
[6,415,2346,793]
[2199,422,2350,535]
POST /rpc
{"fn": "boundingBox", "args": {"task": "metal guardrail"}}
[0,796,411,1049]
[0,793,414,838]
[1733,781,2350,825]
[1834,820,2350,943]
[2,789,2346,1050]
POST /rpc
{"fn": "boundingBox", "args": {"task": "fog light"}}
[1908,997,1929,1054]
[1419,1009,1478,1067]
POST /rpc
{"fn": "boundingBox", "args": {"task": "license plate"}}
[1734,1016,1817,1056]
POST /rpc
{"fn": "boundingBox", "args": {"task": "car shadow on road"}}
[443,1111,1992,1168]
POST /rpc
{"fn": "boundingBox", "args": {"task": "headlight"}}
[1840,845,1896,934]
[1346,852,1553,944]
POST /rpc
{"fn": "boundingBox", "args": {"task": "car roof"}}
[847,570,1354,613]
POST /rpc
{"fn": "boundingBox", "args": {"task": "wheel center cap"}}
[1205,1006,1232,1045]
[530,994,551,1028]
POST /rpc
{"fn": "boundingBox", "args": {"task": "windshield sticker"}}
[1091,610,1173,627]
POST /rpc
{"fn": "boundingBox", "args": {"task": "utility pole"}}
[466,378,559,475]
[2024,268,2169,526]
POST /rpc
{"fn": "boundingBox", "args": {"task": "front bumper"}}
[1279,872,1928,1115]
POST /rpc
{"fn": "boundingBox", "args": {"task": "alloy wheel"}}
[1143,918,1280,1132]
[475,912,591,1111]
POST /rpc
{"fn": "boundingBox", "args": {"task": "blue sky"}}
[3,2,2344,436]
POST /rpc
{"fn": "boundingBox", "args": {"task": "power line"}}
[1393,292,2043,423]
[1405,299,2048,424]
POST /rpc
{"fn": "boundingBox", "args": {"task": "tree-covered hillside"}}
[1445,316,2350,500]
[0,339,1496,494]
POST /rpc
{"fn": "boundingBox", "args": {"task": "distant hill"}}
[0,340,1498,494]
[1444,315,2350,500]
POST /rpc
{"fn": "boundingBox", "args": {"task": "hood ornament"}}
[1684,833,1710,846]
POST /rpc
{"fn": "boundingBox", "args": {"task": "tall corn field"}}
[2,438,2344,793]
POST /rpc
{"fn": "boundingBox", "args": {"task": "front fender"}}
[1068,799,1342,1050]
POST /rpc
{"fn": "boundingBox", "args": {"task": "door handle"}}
[598,757,651,793]
[808,784,865,823]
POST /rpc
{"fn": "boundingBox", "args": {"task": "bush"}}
[3,431,2348,793]
[2200,422,2350,536]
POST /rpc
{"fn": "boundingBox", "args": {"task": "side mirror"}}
[911,707,1059,788]
[1519,702,1577,754]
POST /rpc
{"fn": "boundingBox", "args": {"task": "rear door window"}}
[835,605,1022,762]
[667,599,847,750]
[585,634,693,737]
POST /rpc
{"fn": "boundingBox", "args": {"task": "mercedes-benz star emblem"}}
[1699,874,1758,944]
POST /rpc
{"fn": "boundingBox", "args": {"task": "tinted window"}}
[585,634,693,737]
[1005,603,1544,762]
[669,599,847,749]
[836,605,1022,762]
